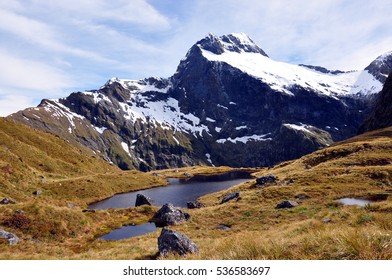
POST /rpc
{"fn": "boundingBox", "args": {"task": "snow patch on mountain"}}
[217,134,272,144]
[121,142,132,158]
[94,126,107,134]
[200,45,382,97]
[106,77,171,93]
[283,123,318,136]
[114,85,210,137]
[83,91,112,104]
[44,100,85,132]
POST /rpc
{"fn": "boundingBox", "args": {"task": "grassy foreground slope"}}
[0,118,167,257]
[1,116,392,259]
[173,126,392,260]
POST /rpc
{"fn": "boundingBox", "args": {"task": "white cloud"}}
[28,0,171,31]
[0,9,115,63]
[0,49,72,91]
[0,94,36,117]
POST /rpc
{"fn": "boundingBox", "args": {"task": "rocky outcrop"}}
[276,200,298,209]
[0,229,19,245]
[151,203,190,227]
[360,74,392,133]
[220,192,240,204]
[158,228,198,257]
[135,194,153,207]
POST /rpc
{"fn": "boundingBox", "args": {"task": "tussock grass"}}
[2,118,392,259]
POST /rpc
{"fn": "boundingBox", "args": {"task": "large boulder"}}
[135,194,153,207]
[220,192,240,204]
[0,229,19,245]
[276,200,298,209]
[158,227,199,257]
[151,203,190,227]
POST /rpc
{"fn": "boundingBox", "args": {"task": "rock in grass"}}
[32,190,42,196]
[151,203,190,227]
[220,192,239,204]
[186,201,204,209]
[0,229,19,245]
[158,227,198,256]
[256,174,277,185]
[276,200,298,209]
[0,198,16,204]
[218,224,231,230]
[135,194,153,207]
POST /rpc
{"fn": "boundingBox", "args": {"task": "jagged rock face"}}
[10,78,204,171]
[8,33,392,170]
[365,52,392,83]
[360,74,392,133]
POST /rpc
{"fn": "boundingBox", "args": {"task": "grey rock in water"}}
[186,201,204,209]
[0,229,19,245]
[256,174,277,185]
[0,198,16,204]
[220,192,240,204]
[151,203,190,227]
[158,227,199,256]
[276,200,298,209]
[135,194,153,207]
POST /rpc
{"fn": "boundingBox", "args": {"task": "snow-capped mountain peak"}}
[197,33,383,97]
[196,33,269,56]
[9,32,392,171]
[365,51,392,83]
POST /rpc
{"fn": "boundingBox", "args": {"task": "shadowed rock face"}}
[8,34,392,171]
[158,228,198,256]
[360,74,392,133]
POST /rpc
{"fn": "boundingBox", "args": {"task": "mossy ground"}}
[1,118,392,259]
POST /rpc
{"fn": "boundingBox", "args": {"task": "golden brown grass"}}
[2,119,392,260]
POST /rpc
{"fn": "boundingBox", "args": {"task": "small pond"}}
[336,193,391,207]
[336,198,372,207]
[89,171,252,210]
[100,223,157,241]
[92,171,252,240]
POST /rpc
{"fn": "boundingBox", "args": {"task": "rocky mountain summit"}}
[9,33,392,171]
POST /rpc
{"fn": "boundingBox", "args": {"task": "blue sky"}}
[1,0,392,116]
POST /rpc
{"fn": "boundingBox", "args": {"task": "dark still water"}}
[100,223,157,240]
[89,171,252,210]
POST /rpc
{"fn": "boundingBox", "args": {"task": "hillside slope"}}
[0,118,166,253]
[1,117,392,259]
